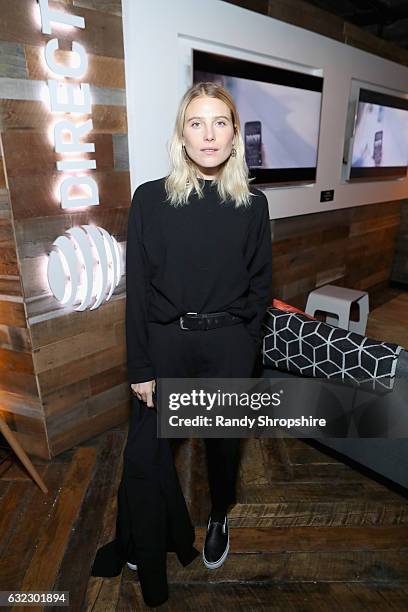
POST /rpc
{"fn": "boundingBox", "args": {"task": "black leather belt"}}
[174,311,242,331]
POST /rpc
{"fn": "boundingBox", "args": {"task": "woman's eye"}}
[190,120,227,128]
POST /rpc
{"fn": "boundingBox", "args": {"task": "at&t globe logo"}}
[47,225,122,311]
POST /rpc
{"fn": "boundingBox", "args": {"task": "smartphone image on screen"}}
[373,130,383,166]
[244,121,262,167]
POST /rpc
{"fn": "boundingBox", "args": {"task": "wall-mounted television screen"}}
[193,50,323,185]
[349,88,408,180]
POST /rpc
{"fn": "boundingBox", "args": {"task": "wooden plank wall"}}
[0,147,47,457]
[0,0,130,458]
[271,201,401,309]
[391,200,408,286]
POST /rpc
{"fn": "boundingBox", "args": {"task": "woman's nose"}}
[204,127,215,140]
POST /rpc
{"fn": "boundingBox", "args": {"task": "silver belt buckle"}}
[180,312,198,330]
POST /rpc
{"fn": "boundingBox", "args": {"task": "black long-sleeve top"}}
[125,176,272,384]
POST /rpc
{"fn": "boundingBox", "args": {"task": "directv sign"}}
[37,0,98,208]
[36,0,123,310]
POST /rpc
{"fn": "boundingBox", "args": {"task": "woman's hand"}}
[131,379,156,408]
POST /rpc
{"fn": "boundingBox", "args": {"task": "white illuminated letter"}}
[38,0,85,34]
[54,120,95,153]
[45,39,88,79]
[60,176,99,208]
[48,79,91,114]
[57,159,96,171]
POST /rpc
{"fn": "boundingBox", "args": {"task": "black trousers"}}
[149,319,258,512]
[91,319,258,607]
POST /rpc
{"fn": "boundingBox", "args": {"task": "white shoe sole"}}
[126,561,138,571]
[202,533,229,569]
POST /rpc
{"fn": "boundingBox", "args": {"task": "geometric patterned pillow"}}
[262,308,404,391]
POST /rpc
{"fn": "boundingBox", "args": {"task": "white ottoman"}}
[305,284,369,335]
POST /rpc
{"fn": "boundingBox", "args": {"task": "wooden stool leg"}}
[0,415,48,494]
[349,293,369,335]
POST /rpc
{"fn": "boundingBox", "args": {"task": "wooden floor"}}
[1,288,408,611]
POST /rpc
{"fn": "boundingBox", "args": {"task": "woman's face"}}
[182,95,236,179]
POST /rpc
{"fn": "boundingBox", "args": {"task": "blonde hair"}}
[165,82,255,208]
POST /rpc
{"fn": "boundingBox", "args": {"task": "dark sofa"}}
[260,307,408,489]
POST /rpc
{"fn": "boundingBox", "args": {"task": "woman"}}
[91,82,272,607]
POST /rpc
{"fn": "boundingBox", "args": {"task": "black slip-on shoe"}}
[202,515,229,569]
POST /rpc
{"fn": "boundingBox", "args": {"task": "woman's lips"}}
[201,149,218,155]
